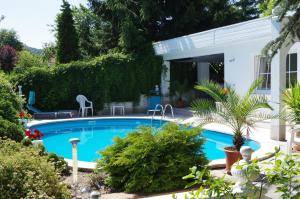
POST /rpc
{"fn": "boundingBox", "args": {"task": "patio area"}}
[31,108,293,199]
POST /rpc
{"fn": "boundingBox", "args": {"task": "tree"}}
[0,15,4,23]
[72,5,111,58]
[259,0,276,16]
[263,0,300,58]
[0,45,18,73]
[56,0,80,63]
[191,79,274,151]
[235,0,260,20]
[16,50,45,68]
[118,18,146,53]
[41,42,56,65]
[0,29,23,51]
[88,0,260,43]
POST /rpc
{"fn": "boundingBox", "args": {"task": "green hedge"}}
[0,139,71,198]
[98,122,208,193]
[13,52,162,111]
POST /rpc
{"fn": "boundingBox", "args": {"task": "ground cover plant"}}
[98,122,208,193]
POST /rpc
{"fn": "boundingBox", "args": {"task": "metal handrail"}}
[163,104,174,118]
[151,104,164,126]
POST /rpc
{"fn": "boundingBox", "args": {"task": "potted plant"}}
[191,79,274,174]
[283,84,300,151]
[172,79,189,108]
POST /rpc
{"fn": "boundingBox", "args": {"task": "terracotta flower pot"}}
[293,144,300,152]
[176,99,185,108]
[224,146,242,175]
[293,131,300,152]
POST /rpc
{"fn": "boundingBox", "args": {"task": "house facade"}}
[153,16,300,141]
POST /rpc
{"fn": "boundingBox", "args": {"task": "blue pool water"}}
[31,119,260,162]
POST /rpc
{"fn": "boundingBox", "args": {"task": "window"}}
[286,53,297,88]
[255,56,271,90]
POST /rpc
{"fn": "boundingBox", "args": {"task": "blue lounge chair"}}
[26,91,73,119]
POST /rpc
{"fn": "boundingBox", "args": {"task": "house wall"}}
[279,38,300,81]
[153,16,297,141]
[154,17,278,96]
[224,39,272,95]
[279,18,300,71]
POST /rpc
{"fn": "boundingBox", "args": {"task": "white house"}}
[153,16,300,141]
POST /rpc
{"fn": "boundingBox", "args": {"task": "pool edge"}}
[27,116,275,171]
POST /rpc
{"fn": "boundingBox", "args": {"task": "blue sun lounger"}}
[27,91,73,119]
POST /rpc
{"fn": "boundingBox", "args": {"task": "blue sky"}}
[0,0,88,48]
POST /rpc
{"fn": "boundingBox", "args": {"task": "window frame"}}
[286,53,298,88]
[256,56,271,92]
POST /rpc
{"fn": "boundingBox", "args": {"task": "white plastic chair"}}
[288,127,300,155]
[76,95,93,117]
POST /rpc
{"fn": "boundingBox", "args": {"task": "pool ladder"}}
[151,104,174,126]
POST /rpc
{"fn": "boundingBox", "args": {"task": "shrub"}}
[0,119,23,142]
[182,148,300,199]
[13,52,162,111]
[0,45,18,72]
[0,139,71,199]
[98,122,208,193]
[15,50,45,72]
[0,73,22,123]
[47,152,70,176]
[0,74,24,141]
[89,172,107,190]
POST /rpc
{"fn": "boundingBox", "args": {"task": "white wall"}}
[154,17,278,96]
[224,38,272,95]
[153,16,296,141]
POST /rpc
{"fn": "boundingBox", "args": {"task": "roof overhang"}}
[153,17,280,61]
[172,53,224,63]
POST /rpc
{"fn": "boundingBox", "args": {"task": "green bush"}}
[13,52,162,111]
[0,119,23,142]
[0,74,24,141]
[47,152,70,176]
[0,73,22,123]
[98,122,208,193]
[15,50,46,73]
[0,139,71,199]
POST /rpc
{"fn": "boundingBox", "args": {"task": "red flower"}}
[33,129,44,138]
[24,129,44,140]
[25,129,31,136]
[19,112,25,118]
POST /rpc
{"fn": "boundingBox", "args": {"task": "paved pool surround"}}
[27,116,276,170]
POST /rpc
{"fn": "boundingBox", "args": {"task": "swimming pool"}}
[30,118,260,161]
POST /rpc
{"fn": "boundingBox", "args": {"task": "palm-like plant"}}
[263,0,300,59]
[192,79,274,151]
[282,84,300,124]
